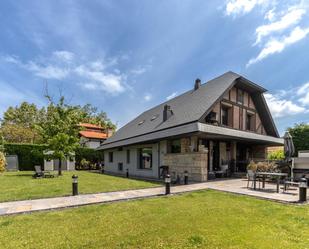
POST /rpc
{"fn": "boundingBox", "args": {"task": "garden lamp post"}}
[72,175,78,196]
[165,174,171,195]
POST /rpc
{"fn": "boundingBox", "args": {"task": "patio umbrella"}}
[283,131,295,178]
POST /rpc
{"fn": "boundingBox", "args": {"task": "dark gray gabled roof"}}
[98,71,279,150]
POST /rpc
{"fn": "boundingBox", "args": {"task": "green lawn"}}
[0,171,160,202]
[1,190,309,249]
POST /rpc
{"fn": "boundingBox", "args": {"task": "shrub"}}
[0,152,6,173]
[247,160,278,172]
[268,150,284,160]
[75,147,104,170]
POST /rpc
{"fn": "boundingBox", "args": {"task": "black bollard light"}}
[165,174,171,195]
[299,178,307,202]
[184,170,189,185]
[72,175,78,196]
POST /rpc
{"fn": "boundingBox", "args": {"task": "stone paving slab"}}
[0,179,307,216]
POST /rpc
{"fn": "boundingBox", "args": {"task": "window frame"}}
[138,147,153,170]
[108,151,113,163]
[118,162,123,171]
[170,139,181,153]
[237,89,244,105]
[221,105,229,126]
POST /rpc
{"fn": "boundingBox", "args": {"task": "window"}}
[237,89,244,104]
[108,152,113,163]
[221,106,229,126]
[126,150,130,164]
[205,111,217,124]
[138,148,152,169]
[150,115,158,121]
[246,113,255,131]
[171,139,181,153]
[118,162,123,171]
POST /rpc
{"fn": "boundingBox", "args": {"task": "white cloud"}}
[52,50,75,62]
[26,62,69,79]
[143,93,152,101]
[166,92,178,100]
[264,8,276,21]
[75,65,125,94]
[2,51,127,94]
[247,26,309,66]
[225,0,269,16]
[264,93,306,118]
[297,82,309,105]
[255,6,306,45]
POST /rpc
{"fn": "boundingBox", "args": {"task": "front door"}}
[236,144,248,172]
[213,141,220,171]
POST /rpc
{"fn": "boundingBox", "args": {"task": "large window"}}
[246,113,255,131]
[108,152,113,163]
[138,148,152,169]
[171,139,181,153]
[237,89,244,104]
[221,106,230,126]
[118,162,123,171]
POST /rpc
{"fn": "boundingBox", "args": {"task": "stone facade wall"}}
[163,151,208,182]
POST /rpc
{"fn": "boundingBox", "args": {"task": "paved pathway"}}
[0,179,307,216]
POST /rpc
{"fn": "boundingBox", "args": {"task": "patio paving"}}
[0,179,307,216]
[205,178,308,203]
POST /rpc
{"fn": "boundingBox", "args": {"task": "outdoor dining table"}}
[253,172,288,193]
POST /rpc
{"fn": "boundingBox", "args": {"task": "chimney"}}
[163,105,173,122]
[106,128,114,137]
[194,78,201,90]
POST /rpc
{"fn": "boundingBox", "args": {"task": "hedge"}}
[75,147,104,170]
[4,143,47,171]
[4,143,104,171]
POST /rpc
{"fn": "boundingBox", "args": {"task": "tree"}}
[79,104,117,131]
[0,102,44,143]
[288,123,309,153]
[0,124,42,143]
[38,96,80,176]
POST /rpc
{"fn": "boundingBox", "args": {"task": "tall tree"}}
[288,123,309,153]
[1,102,44,143]
[38,96,80,176]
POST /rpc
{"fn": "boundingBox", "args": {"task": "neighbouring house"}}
[79,123,113,149]
[98,71,283,182]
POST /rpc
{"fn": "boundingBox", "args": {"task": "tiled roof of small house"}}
[79,130,108,139]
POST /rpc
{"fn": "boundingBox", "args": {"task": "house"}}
[79,123,113,149]
[98,71,283,182]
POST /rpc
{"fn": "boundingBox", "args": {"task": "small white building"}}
[44,151,75,171]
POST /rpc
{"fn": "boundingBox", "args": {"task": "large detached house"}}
[98,72,283,182]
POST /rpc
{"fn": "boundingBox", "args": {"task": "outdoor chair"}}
[33,165,55,178]
[247,170,261,189]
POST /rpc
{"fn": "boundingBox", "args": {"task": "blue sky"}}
[0,0,309,135]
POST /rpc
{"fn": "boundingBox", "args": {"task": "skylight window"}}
[138,120,145,125]
[150,115,158,121]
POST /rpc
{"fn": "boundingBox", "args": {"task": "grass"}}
[0,171,160,202]
[0,190,309,249]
